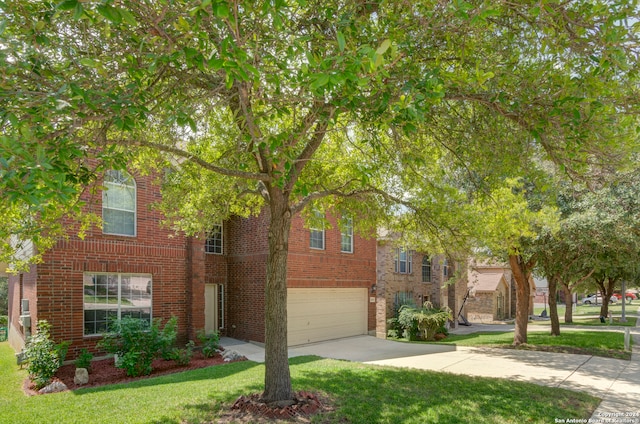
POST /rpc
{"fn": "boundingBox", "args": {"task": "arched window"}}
[422,256,431,282]
[102,170,136,236]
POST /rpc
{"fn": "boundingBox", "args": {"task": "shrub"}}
[397,302,452,341]
[55,341,71,367]
[196,330,220,358]
[24,320,61,389]
[75,349,93,372]
[98,316,178,377]
[172,341,195,366]
[0,315,8,326]
[386,317,404,339]
[158,316,178,360]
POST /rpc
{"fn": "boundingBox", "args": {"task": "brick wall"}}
[226,209,377,343]
[375,240,467,338]
[11,171,200,359]
[7,266,38,351]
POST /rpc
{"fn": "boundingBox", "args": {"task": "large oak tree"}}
[2,0,639,402]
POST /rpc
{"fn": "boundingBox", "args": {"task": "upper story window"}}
[443,258,450,279]
[394,248,413,274]
[205,224,223,254]
[102,170,136,236]
[422,256,432,282]
[340,216,354,253]
[310,211,325,250]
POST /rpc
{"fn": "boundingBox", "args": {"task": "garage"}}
[287,287,368,346]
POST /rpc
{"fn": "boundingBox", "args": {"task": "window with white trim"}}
[394,248,413,274]
[422,256,432,282]
[443,258,450,278]
[310,211,325,250]
[83,273,152,336]
[102,170,136,236]
[205,224,223,254]
[340,216,354,253]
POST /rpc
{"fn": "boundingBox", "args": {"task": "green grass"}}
[532,304,638,327]
[535,303,640,318]
[438,330,630,360]
[0,341,599,424]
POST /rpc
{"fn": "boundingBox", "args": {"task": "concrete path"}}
[220,319,640,420]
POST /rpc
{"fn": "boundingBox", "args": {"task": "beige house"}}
[466,262,535,323]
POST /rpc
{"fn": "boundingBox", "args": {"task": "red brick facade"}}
[7,173,377,357]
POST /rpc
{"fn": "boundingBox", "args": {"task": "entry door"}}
[204,284,219,335]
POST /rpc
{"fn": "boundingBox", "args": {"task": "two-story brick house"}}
[375,234,468,338]
[7,170,377,357]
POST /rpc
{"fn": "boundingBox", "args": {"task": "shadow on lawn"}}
[288,356,598,423]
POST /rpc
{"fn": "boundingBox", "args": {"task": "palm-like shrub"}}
[397,302,452,341]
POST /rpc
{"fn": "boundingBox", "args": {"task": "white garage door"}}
[287,288,368,346]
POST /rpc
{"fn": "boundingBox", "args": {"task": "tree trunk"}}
[262,193,293,404]
[563,283,573,324]
[548,275,560,336]
[509,254,534,346]
[597,277,616,320]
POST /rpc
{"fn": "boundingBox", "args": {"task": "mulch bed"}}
[24,351,232,395]
[23,352,331,422]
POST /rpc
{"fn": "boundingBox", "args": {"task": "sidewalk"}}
[220,314,640,420]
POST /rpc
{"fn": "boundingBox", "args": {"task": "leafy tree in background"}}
[0,277,7,316]
[2,0,639,403]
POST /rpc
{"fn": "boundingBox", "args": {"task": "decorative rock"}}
[74,368,89,385]
[38,381,68,394]
[221,349,244,362]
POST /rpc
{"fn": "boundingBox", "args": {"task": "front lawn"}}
[0,342,600,423]
[438,330,630,360]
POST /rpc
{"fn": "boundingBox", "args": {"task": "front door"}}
[204,284,219,335]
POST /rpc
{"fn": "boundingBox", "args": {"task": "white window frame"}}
[422,256,432,282]
[102,170,136,236]
[205,223,223,254]
[310,211,325,250]
[394,248,413,274]
[83,272,152,336]
[340,216,354,253]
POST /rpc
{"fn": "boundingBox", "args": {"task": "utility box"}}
[19,314,31,328]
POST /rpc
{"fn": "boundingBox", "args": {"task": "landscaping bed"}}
[24,351,237,394]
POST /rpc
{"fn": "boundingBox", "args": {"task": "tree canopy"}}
[2,0,640,402]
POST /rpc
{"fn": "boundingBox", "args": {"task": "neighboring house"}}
[7,170,377,358]
[375,235,468,338]
[466,262,536,323]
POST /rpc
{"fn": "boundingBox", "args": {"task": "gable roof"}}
[468,272,506,292]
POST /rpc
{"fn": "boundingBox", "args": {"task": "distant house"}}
[374,234,468,338]
[466,262,535,323]
[7,170,377,358]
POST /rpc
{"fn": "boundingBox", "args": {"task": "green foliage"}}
[55,341,71,367]
[24,320,61,389]
[171,341,195,366]
[385,317,402,339]
[196,330,220,358]
[397,303,452,341]
[0,315,7,326]
[75,349,93,372]
[0,277,7,315]
[97,316,178,377]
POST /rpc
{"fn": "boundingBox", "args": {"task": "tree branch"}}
[121,139,271,181]
[284,104,336,194]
